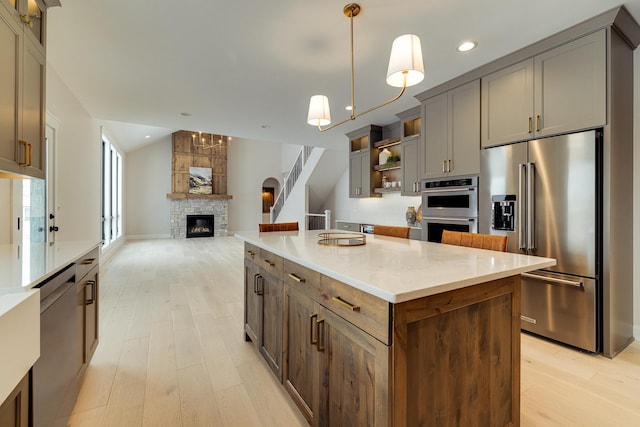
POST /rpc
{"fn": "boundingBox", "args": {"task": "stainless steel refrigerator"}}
[480,130,601,353]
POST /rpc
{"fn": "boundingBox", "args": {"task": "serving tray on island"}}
[317,232,366,246]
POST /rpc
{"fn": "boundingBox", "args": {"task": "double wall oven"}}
[421,176,478,242]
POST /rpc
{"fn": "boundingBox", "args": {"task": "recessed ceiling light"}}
[457,41,477,52]
[144,135,151,139]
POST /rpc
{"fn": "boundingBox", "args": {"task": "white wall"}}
[45,67,102,242]
[324,168,421,227]
[124,137,172,237]
[228,138,291,232]
[0,180,10,243]
[124,136,287,235]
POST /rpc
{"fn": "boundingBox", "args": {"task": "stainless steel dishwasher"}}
[32,264,78,427]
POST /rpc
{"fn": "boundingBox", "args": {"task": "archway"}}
[261,177,280,223]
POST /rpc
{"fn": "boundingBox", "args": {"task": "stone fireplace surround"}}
[169,198,228,238]
[166,130,232,238]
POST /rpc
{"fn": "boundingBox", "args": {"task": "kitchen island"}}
[236,230,555,426]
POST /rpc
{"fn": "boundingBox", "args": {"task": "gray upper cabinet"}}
[482,29,606,147]
[422,79,480,179]
[0,0,46,179]
[347,125,382,198]
[481,59,534,147]
[534,29,606,137]
[397,106,421,195]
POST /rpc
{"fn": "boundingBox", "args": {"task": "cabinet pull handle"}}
[253,273,261,294]
[316,318,325,352]
[86,280,96,305]
[81,258,95,265]
[256,275,264,295]
[263,259,275,267]
[536,115,541,132]
[247,250,255,256]
[528,117,532,133]
[310,313,318,346]
[27,143,32,166]
[288,273,305,283]
[20,15,33,28]
[442,160,446,173]
[18,141,28,166]
[448,159,451,173]
[332,296,360,312]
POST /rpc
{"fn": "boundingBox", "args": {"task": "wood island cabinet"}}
[244,242,521,426]
[0,0,46,178]
[243,244,283,381]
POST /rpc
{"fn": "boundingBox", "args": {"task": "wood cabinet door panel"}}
[259,272,283,380]
[243,258,260,345]
[317,307,390,427]
[283,285,318,424]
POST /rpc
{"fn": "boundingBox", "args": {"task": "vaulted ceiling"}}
[46,0,640,152]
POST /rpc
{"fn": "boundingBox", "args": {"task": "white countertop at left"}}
[0,240,101,293]
[235,230,556,303]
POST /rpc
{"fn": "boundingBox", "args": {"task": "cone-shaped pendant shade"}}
[307,95,332,126]
[386,34,424,88]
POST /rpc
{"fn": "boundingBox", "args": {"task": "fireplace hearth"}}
[186,215,215,238]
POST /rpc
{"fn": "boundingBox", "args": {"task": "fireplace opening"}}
[186,215,214,238]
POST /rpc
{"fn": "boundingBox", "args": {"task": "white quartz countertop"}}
[0,240,101,293]
[235,230,556,303]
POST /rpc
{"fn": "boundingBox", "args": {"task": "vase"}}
[405,206,417,226]
[379,148,391,165]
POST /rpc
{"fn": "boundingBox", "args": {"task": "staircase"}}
[270,145,346,229]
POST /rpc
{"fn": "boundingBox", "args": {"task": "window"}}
[102,136,122,247]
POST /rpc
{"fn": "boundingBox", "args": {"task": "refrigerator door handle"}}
[518,163,527,250]
[527,162,536,251]
[521,272,584,288]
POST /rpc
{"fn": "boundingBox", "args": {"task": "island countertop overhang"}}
[235,230,556,303]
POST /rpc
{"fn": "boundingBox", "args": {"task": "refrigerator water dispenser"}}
[491,195,516,231]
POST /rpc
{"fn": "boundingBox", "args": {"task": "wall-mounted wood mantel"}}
[166,193,232,200]
[171,130,231,196]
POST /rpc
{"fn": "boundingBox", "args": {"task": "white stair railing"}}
[306,210,332,230]
[270,146,314,222]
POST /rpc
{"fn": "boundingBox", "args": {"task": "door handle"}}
[86,281,96,305]
[521,272,583,288]
[518,163,526,251]
[316,318,325,352]
[526,163,536,251]
[18,141,28,166]
[310,313,318,346]
[49,226,59,232]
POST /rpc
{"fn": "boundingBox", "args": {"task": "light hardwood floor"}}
[69,237,640,427]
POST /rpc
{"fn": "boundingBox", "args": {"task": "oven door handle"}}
[422,187,476,193]
[424,217,476,222]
